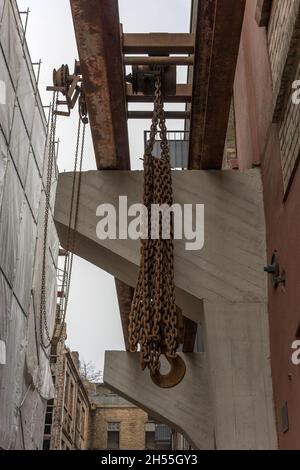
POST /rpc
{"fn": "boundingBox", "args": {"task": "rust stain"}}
[70,0,130,170]
[189,0,246,170]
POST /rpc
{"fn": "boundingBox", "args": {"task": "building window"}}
[81,406,86,436]
[43,438,50,450]
[107,422,120,450]
[154,424,172,450]
[69,381,74,413]
[145,421,156,449]
[64,372,70,406]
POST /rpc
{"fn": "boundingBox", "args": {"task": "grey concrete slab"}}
[104,351,214,450]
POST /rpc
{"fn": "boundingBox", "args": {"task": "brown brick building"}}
[88,384,187,450]
[43,323,189,450]
[43,323,90,450]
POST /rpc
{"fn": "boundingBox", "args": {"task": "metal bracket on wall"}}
[46,60,88,124]
[264,250,286,288]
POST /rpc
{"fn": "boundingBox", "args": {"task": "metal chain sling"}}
[128,72,186,388]
[39,91,87,350]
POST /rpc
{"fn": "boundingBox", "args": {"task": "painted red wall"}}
[234,0,300,449]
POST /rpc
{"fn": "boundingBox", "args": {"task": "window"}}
[76,399,82,431]
[69,381,74,413]
[43,439,50,450]
[145,433,155,449]
[64,372,70,407]
[81,407,86,436]
[155,424,172,450]
[107,422,120,450]
[145,421,156,448]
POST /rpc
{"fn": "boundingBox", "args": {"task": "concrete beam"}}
[104,351,214,450]
[54,169,266,304]
[203,301,277,449]
[54,169,277,448]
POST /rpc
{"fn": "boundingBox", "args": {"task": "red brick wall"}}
[234,0,300,449]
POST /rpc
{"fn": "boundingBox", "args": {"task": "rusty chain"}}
[128,71,186,387]
[39,92,58,349]
[39,91,87,350]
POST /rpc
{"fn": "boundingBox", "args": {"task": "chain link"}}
[128,72,180,380]
[39,92,58,349]
[39,92,87,350]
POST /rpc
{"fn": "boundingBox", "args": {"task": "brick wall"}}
[268,0,300,192]
[88,407,148,450]
[44,325,91,450]
[278,59,300,191]
[268,0,300,99]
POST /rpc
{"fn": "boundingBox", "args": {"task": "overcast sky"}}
[17,0,191,372]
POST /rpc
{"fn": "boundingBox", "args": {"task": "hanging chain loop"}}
[128,71,186,388]
[39,91,87,350]
[39,92,58,349]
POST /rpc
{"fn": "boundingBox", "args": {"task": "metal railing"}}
[144,130,189,169]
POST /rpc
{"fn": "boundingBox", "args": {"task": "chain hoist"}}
[128,71,186,388]
[40,67,88,350]
[39,91,58,349]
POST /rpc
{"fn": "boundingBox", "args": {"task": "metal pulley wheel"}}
[53,64,70,91]
[126,64,176,97]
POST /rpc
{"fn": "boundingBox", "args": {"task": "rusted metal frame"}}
[70,0,130,170]
[255,0,272,27]
[128,111,190,120]
[70,1,132,348]
[124,56,194,66]
[182,317,198,353]
[126,84,192,103]
[115,279,134,351]
[123,33,195,55]
[189,0,246,169]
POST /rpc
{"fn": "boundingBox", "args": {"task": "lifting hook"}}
[150,354,186,389]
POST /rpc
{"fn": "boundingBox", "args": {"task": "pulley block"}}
[47,60,88,123]
[126,65,176,97]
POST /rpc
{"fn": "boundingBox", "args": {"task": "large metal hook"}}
[150,355,186,388]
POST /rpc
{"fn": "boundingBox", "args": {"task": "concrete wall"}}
[234,0,300,449]
[55,166,278,449]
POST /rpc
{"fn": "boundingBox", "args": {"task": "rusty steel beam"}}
[128,111,190,120]
[70,1,132,347]
[124,56,194,66]
[70,0,130,170]
[189,0,246,169]
[126,84,192,103]
[115,279,134,351]
[123,33,195,55]
[182,317,198,353]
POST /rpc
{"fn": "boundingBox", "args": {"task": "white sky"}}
[17,0,191,372]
